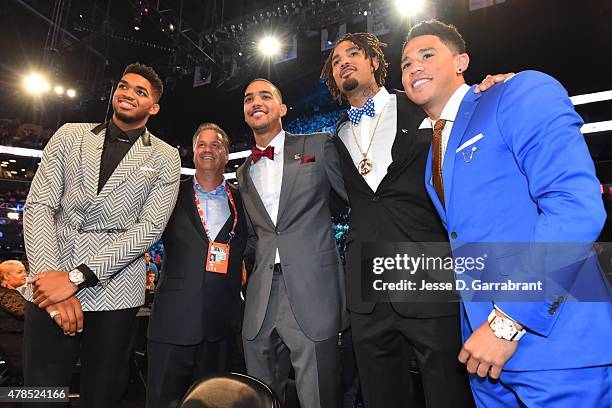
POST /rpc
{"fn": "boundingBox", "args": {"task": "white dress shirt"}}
[418,83,471,167]
[338,87,397,192]
[249,130,285,263]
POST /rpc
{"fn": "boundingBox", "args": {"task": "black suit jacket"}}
[147,177,249,345]
[333,91,457,318]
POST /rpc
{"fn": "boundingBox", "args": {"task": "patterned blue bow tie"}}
[348,98,376,126]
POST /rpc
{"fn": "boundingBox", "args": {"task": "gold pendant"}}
[358,158,373,175]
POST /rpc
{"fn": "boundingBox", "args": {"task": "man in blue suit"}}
[401,20,612,406]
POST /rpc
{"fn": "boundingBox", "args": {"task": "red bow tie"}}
[251,145,274,163]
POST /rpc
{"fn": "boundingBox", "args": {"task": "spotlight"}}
[395,0,425,16]
[24,73,51,95]
[363,11,368,16]
[66,89,77,98]
[134,25,141,31]
[54,85,64,95]
[258,36,281,56]
[168,23,175,31]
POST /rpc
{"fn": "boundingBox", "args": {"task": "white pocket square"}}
[456,133,484,153]
[139,166,157,172]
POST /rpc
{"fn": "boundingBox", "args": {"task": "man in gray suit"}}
[23,63,181,408]
[237,78,347,408]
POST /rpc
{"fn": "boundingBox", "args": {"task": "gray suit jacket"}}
[237,132,348,342]
[23,122,181,311]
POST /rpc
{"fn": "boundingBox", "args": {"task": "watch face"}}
[491,317,514,340]
[70,270,84,284]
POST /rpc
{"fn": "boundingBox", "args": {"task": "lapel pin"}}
[294,154,302,160]
[461,146,477,163]
[401,129,408,133]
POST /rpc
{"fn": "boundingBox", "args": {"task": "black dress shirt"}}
[98,120,145,193]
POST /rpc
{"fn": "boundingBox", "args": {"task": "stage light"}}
[395,0,425,16]
[168,23,175,31]
[24,73,51,95]
[54,85,64,95]
[134,25,141,31]
[66,89,77,98]
[258,36,281,57]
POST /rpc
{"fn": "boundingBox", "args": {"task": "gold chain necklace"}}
[349,107,384,175]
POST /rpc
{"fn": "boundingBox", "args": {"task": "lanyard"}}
[193,180,238,243]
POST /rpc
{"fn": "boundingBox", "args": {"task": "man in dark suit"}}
[146,123,250,408]
[320,33,508,407]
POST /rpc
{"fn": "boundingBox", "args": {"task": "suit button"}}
[450,232,458,239]
[372,196,379,202]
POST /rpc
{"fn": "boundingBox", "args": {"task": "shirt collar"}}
[418,83,471,129]
[350,86,390,116]
[194,176,227,196]
[107,119,145,144]
[255,130,285,158]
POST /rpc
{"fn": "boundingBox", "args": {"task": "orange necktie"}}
[432,119,447,208]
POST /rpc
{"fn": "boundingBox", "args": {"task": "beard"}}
[342,77,359,93]
[114,109,149,124]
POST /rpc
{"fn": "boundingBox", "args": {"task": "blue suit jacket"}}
[424,71,612,370]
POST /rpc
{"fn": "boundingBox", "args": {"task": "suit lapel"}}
[425,145,447,227]
[443,86,480,216]
[83,123,105,205]
[238,157,276,229]
[276,133,304,223]
[179,178,209,243]
[377,91,427,193]
[333,119,375,194]
[92,130,153,206]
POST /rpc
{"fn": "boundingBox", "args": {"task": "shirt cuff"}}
[76,264,99,289]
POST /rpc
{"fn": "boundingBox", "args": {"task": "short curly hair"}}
[320,33,388,103]
[123,63,164,101]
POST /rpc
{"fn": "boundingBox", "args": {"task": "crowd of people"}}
[1,18,610,408]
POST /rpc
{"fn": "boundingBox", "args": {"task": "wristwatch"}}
[69,269,86,287]
[487,309,526,341]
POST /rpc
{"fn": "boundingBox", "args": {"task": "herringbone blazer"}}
[23,122,181,311]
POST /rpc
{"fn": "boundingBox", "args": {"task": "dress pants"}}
[23,301,138,408]
[459,306,612,408]
[146,338,228,408]
[243,270,339,408]
[351,302,474,408]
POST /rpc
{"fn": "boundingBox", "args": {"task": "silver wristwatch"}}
[69,269,85,286]
[487,309,526,341]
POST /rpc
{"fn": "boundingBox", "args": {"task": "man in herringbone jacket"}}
[22,63,181,408]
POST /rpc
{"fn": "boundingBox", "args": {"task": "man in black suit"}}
[146,123,250,408]
[319,33,509,408]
